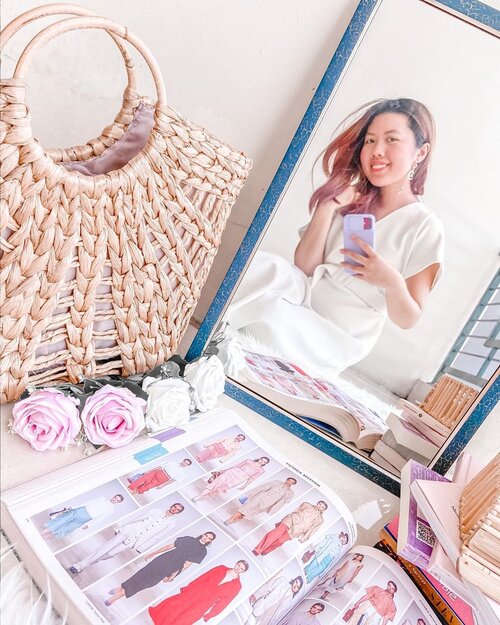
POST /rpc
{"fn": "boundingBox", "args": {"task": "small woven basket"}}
[0,7,252,402]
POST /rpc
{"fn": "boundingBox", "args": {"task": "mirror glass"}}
[212,0,500,477]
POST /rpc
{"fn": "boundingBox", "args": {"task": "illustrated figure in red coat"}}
[148,560,249,625]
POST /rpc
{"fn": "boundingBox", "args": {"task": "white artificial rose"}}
[142,376,157,392]
[145,378,192,431]
[217,334,246,377]
[184,355,225,412]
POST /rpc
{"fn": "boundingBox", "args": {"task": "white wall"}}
[2,0,499,397]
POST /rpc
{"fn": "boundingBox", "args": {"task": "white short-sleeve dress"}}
[227,202,444,377]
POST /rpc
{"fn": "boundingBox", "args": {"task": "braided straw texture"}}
[0,83,252,401]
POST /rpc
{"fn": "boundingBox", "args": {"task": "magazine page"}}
[240,350,338,404]
[2,407,357,625]
[240,350,385,436]
[273,545,442,625]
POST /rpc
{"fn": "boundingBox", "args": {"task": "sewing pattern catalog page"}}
[240,350,386,434]
[271,545,441,625]
[2,408,357,625]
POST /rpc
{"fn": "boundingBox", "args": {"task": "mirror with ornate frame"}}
[188,0,500,494]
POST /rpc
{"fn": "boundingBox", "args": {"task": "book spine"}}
[426,565,471,602]
[387,413,439,458]
[402,412,448,444]
[400,401,451,437]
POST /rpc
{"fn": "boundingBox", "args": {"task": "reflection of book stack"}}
[399,400,449,446]
[372,429,431,475]
[372,375,479,475]
[377,516,475,625]
[371,415,439,476]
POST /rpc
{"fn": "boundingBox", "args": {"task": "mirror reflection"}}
[214,0,500,476]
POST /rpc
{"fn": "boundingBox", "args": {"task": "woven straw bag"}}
[0,8,252,402]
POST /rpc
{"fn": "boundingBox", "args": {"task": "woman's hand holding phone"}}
[341,236,402,290]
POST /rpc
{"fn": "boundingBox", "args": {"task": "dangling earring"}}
[398,162,418,194]
[407,162,418,181]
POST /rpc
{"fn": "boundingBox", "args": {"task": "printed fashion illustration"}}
[253,501,327,556]
[127,459,192,495]
[195,434,246,463]
[104,532,216,605]
[192,457,270,501]
[320,553,364,599]
[246,574,304,625]
[148,560,249,625]
[42,495,124,539]
[303,531,349,583]
[282,602,325,625]
[69,503,185,573]
[345,581,398,625]
[224,477,297,525]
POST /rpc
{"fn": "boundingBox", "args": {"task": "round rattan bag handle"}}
[0,4,137,92]
[14,16,167,106]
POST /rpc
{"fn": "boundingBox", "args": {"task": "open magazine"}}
[2,407,440,625]
[238,350,387,450]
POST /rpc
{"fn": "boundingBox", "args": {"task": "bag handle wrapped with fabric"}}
[13,16,167,102]
[0,9,252,402]
[0,3,144,162]
[0,3,138,90]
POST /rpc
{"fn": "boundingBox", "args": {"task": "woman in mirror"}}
[227,98,444,378]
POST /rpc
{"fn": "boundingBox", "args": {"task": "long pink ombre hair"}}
[309,98,436,216]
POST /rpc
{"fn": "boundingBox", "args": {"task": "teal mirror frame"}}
[188,0,500,496]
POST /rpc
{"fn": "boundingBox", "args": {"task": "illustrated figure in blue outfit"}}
[41,494,124,539]
[303,531,349,583]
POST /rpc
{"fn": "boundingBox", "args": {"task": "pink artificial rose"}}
[11,388,81,451]
[81,385,146,448]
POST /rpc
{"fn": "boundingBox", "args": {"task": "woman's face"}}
[360,112,428,190]
[200,532,215,544]
[291,578,303,594]
[258,457,269,466]
[233,561,248,574]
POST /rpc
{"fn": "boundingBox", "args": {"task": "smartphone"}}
[343,214,375,274]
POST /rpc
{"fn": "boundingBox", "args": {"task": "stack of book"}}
[377,517,475,625]
[395,454,500,624]
[372,375,478,475]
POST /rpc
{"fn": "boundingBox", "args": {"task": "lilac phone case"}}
[343,214,375,274]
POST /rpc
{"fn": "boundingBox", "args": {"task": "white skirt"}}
[227,251,386,377]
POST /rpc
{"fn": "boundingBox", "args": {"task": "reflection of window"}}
[435,270,499,387]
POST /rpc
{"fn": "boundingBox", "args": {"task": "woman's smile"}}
[369,160,389,173]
